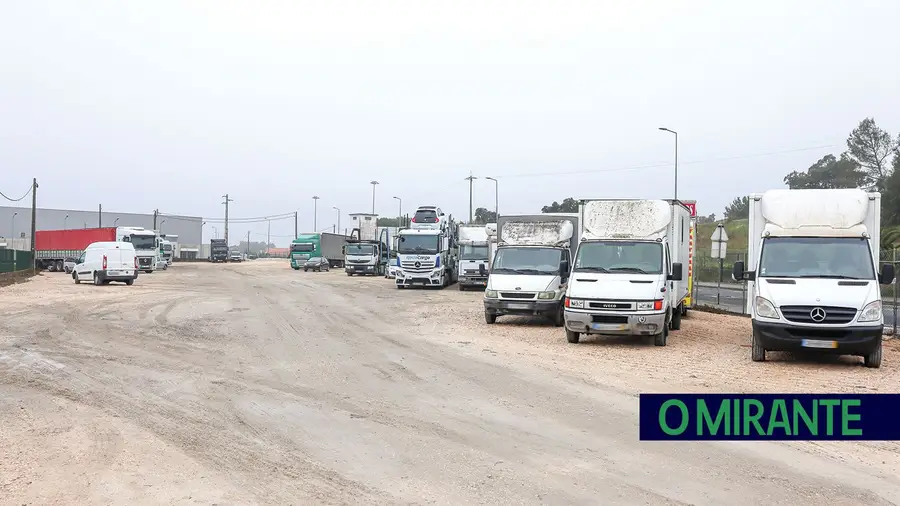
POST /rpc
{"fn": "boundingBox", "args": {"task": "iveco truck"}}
[483,213,578,325]
[562,199,689,346]
[394,206,458,288]
[344,213,389,276]
[732,189,893,368]
[456,224,491,290]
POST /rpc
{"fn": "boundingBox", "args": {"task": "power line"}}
[0,184,33,202]
[156,212,296,224]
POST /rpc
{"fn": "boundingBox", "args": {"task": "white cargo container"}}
[733,189,893,368]
[563,199,690,346]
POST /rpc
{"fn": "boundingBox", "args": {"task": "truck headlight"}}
[858,300,882,323]
[566,298,584,309]
[755,297,779,319]
[485,290,498,298]
[537,291,556,299]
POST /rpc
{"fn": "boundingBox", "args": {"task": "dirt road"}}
[2,261,899,505]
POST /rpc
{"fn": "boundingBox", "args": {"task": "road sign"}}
[681,200,697,217]
[710,224,728,242]
[711,224,728,259]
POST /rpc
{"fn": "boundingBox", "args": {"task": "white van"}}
[72,241,139,286]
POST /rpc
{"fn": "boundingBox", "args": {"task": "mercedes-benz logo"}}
[515,287,521,290]
[810,307,827,322]
[414,261,421,268]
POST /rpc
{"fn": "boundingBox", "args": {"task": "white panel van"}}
[72,241,139,286]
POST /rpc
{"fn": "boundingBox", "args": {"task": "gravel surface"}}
[1,260,899,505]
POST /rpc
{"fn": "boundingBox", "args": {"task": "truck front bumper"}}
[346,264,377,274]
[564,310,666,336]
[752,320,882,355]
[458,275,488,287]
[484,298,561,317]
[395,269,444,286]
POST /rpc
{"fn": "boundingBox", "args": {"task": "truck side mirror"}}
[880,263,895,285]
[559,261,570,277]
[341,246,346,255]
[669,262,683,281]
[479,263,486,276]
[732,261,745,281]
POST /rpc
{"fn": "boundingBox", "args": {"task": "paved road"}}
[1,263,898,504]
[694,282,900,329]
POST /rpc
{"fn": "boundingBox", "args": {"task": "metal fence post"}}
[893,247,897,335]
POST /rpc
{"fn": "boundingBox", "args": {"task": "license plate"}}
[591,323,628,331]
[801,339,838,349]
[507,303,531,310]
[107,270,121,276]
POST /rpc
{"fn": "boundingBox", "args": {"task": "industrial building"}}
[0,205,204,258]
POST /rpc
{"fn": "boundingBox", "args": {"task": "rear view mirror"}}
[479,264,486,276]
[559,261,570,277]
[880,263,895,285]
[341,246,346,255]
[668,262,683,281]
[732,261,745,281]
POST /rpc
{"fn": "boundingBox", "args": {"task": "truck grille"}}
[587,301,634,311]
[401,260,435,273]
[780,305,856,324]
[501,292,535,299]
[138,257,153,267]
[592,314,628,324]
[348,259,370,264]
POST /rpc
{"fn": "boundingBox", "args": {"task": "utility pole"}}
[247,230,250,256]
[370,180,379,214]
[267,219,271,251]
[485,177,498,222]
[222,194,233,248]
[658,127,678,200]
[98,204,102,227]
[294,211,298,239]
[333,207,341,235]
[312,196,320,232]
[30,178,37,273]
[465,173,477,223]
[153,209,158,229]
[393,196,402,227]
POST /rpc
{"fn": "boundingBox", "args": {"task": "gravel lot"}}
[1,260,899,505]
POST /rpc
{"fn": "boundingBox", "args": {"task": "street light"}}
[212,225,218,239]
[333,206,340,235]
[114,217,120,226]
[313,196,320,231]
[393,196,402,227]
[370,181,379,215]
[159,219,166,232]
[64,214,69,230]
[484,177,499,222]
[658,127,678,200]
[11,212,17,241]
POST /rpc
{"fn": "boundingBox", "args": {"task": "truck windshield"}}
[492,247,561,275]
[574,241,663,274]
[460,245,489,260]
[130,235,156,250]
[759,237,875,279]
[398,235,439,254]
[346,244,375,255]
[291,243,315,253]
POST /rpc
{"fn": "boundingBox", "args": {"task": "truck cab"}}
[733,189,893,368]
[456,224,491,290]
[116,226,159,273]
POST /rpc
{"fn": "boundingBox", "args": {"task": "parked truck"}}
[115,226,160,273]
[483,213,578,325]
[456,224,491,290]
[35,227,118,272]
[732,189,893,368]
[562,199,690,347]
[394,206,458,288]
[290,233,347,269]
[210,238,228,262]
[344,213,389,276]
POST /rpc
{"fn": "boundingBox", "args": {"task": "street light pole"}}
[212,226,218,239]
[333,206,340,235]
[370,181,379,215]
[64,214,69,230]
[11,212,16,261]
[159,219,166,233]
[313,196,320,231]
[464,173,477,223]
[393,196,402,227]
[114,217,120,226]
[658,127,678,200]
[485,177,499,222]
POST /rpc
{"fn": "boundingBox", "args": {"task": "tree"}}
[846,118,895,191]
[473,207,497,224]
[882,154,900,226]
[696,213,717,225]
[376,217,405,227]
[783,153,867,189]
[541,198,579,213]
[723,196,749,221]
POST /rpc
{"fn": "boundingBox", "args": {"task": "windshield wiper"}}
[791,274,862,279]
[574,266,609,273]
[609,267,650,274]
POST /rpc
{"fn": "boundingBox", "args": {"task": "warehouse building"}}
[0,205,204,258]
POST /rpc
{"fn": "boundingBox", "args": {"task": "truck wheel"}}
[566,329,580,344]
[347,272,353,276]
[93,272,102,286]
[671,304,682,330]
[484,312,496,324]
[458,284,465,291]
[654,325,668,346]
[73,272,81,284]
[864,340,882,368]
[125,279,134,286]
[48,262,57,272]
[552,306,565,327]
[751,330,766,362]
[56,260,64,272]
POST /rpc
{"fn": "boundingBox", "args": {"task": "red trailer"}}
[35,227,117,272]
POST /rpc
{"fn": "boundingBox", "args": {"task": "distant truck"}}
[394,206,458,287]
[562,199,690,347]
[733,189,893,368]
[210,239,228,262]
[35,227,118,272]
[483,213,578,325]
[456,224,491,290]
[115,226,160,273]
[344,213,389,276]
[290,232,348,270]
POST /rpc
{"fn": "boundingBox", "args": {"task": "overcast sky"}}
[2,0,899,245]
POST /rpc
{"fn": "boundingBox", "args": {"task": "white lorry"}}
[562,200,689,346]
[394,206,458,288]
[485,222,498,265]
[116,226,160,273]
[483,213,578,325]
[456,224,491,290]
[344,213,389,276]
[732,189,893,368]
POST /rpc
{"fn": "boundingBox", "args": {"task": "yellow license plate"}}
[801,339,838,349]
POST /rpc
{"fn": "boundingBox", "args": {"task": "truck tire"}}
[654,325,668,346]
[864,340,882,368]
[751,330,766,362]
[566,329,580,343]
[671,304,683,330]
[125,278,134,286]
[73,272,80,284]
[552,306,565,327]
[458,283,465,291]
[48,262,57,272]
[347,272,353,276]
[56,260,64,272]
[484,312,496,324]
[93,272,103,286]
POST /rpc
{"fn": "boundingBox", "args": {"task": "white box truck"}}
[563,199,690,346]
[483,213,578,325]
[732,189,894,368]
[456,224,491,290]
